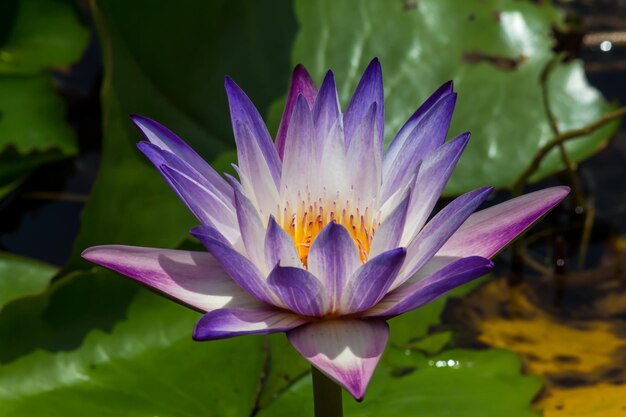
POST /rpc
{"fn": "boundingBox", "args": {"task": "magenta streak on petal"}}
[365,256,493,318]
[400,132,471,245]
[394,186,493,289]
[312,70,341,145]
[287,319,389,401]
[438,186,570,259]
[131,115,233,201]
[341,247,406,314]
[267,265,325,316]
[191,225,278,306]
[276,64,318,159]
[81,245,262,312]
[380,92,457,201]
[383,81,454,178]
[307,223,361,312]
[193,308,306,340]
[265,216,301,268]
[225,77,282,186]
[344,58,384,152]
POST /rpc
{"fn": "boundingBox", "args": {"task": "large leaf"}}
[0,0,88,193]
[0,0,88,74]
[258,348,542,417]
[290,0,619,195]
[0,252,57,310]
[0,273,265,417]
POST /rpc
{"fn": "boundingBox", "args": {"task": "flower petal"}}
[312,70,341,144]
[131,115,233,200]
[344,58,384,152]
[268,265,325,316]
[369,194,410,258]
[400,132,470,245]
[232,183,267,270]
[232,120,280,217]
[193,308,306,340]
[265,216,301,268]
[346,103,381,204]
[308,223,361,312]
[393,186,493,289]
[225,77,282,186]
[364,256,493,318]
[439,186,570,259]
[276,64,318,159]
[191,226,277,306]
[287,319,389,401]
[81,245,261,312]
[380,90,457,201]
[382,81,453,179]
[281,95,317,196]
[341,248,406,314]
[159,165,240,245]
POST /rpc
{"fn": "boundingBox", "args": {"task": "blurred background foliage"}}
[0,0,625,416]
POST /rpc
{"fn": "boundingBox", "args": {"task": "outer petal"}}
[340,248,406,314]
[160,165,240,245]
[131,115,232,200]
[365,256,493,318]
[382,81,454,178]
[225,77,282,186]
[191,226,277,306]
[193,308,306,340]
[344,58,384,152]
[81,245,261,312]
[268,265,325,316]
[400,132,470,245]
[439,186,570,259]
[276,65,318,159]
[288,319,389,401]
[308,223,361,312]
[394,186,493,288]
[264,216,301,268]
[313,70,341,144]
[381,91,457,201]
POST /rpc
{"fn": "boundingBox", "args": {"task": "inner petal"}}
[277,197,380,267]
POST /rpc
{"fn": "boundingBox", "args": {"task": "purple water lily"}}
[82,59,569,400]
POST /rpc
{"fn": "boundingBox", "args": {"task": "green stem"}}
[312,366,343,417]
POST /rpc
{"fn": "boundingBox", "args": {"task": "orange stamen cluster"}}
[278,198,378,268]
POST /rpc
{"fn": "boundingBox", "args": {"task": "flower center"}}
[278,199,378,268]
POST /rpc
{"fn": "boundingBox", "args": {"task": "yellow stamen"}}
[278,198,378,268]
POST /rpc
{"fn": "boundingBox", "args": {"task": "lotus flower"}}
[82,58,569,400]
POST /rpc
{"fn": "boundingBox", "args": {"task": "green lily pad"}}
[258,348,542,417]
[0,0,88,74]
[0,272,265,417]
[0,76,76,155]
[290,0,620,195]
[0,252,57,311]
[0,0,88,197]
